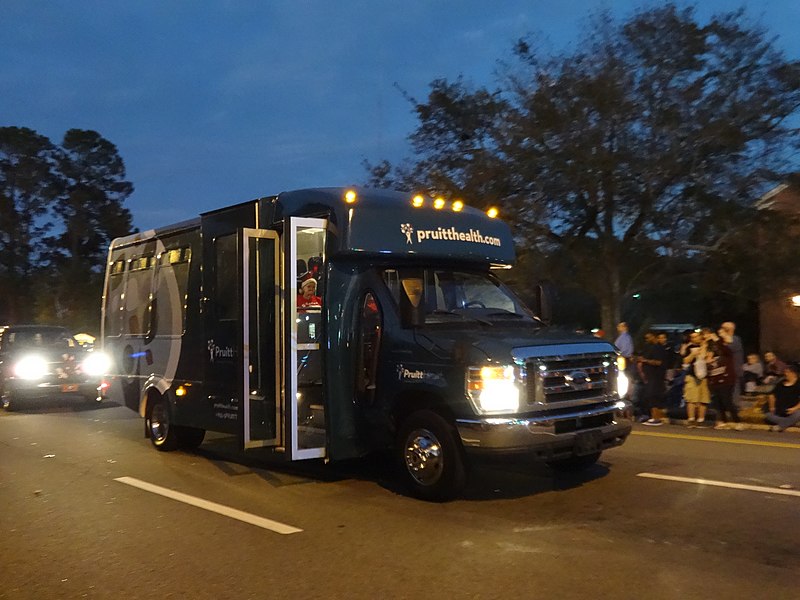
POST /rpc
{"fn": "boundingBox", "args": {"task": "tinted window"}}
[154,246,192,336]
[125,254,155,335]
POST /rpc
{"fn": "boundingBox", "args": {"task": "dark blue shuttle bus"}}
[101,188,632,500]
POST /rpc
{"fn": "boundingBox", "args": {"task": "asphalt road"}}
[1,401,799,599]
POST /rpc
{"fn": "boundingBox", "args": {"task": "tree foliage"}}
[366,3,800,334]
[0,126,135,330]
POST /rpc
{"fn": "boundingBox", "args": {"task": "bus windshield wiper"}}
[429,309,493,326]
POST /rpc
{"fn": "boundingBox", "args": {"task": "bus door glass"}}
[242,228,281,449]
[288,217,327,459]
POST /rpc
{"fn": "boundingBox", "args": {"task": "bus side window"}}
[104,258,126,336]
[356,292,382,404]
[125,254,155,335]
[154,246,192,337]
[382,269,401,305]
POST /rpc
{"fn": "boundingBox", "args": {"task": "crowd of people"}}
[614,321,800,432]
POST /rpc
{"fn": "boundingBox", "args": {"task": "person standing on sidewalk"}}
[681,331,710,427]
[639,330,669,426]
[721,321,744,406]
[765,363,800,432]
[707,329,743,430]
[615,322,635,400]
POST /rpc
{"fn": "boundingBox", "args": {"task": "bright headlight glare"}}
[617,371,629,398]
[82,352,111,377]
[14,355,49,380]
[468,365,520,414]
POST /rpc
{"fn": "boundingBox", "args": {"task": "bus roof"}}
[275,188,516,265]
[110,188,517,265]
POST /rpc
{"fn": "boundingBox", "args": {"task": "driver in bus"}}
[297,278,322,309]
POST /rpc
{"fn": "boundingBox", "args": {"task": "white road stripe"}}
[115,476,303,534]
[637,472,800,498]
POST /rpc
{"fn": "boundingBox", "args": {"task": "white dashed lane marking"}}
[115,476,303,534]
[637,472,800,498]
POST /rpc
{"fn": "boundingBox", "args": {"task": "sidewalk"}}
[656,393,800,432]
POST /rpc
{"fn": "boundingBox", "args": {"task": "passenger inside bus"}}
[297,278,322,309]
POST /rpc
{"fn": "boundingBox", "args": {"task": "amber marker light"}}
[344,189,357,203]
[412,194,424,208]
[487,207,499,218]
[175,385,187,397]
[452,200,464,212]
[433,197,446,209]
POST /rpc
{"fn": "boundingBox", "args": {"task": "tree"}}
[0,127,134,329]
[0,127,60,323]
[40,130,135,329]
[366,4,800,335]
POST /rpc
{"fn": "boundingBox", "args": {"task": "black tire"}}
[547,451,602,472]
[176,426,206,450]
[396,409,467,502]
[146,395,179,451]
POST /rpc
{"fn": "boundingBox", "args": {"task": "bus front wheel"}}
[396,409,466,502]
[177,426,205,450]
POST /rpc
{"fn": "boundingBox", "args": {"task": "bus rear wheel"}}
[397,409,466,502]
[147,396,178,451]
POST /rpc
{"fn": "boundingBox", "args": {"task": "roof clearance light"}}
[412,195,424,208]
[344,190,357,204]
[434,197,446,210]
[487,207,499,218]
[452,200,464,212]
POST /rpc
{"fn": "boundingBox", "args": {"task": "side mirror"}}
[399,272,425,328]
[535,280,556,325]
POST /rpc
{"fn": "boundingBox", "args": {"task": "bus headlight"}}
[616,356,629,398]
[82,352,111,377]
[617,371,629,398]
[14,355,49,380]
[467,365,520,414]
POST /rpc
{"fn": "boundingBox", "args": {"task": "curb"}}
[664,418,799,432]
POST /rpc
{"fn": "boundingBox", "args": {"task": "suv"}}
[0,325,109,410]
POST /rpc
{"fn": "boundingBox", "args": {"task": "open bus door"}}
[241,219,328,458]
[241,228,281,449]
[286,217,327,460]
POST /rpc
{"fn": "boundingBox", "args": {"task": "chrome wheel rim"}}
[150,403,169,444]
[404,428,443,486]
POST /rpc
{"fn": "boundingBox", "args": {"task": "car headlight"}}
[82,352,111,377]
[467,365,520,414]
[14,355,49,380]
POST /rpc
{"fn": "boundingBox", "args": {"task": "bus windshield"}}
[383,268,540,326]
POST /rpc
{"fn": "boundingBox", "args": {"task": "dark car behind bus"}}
[0,325,108,410]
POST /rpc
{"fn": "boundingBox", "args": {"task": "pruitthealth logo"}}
[399,223,502,247]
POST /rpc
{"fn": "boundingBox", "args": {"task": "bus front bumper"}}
[455,402,633,461]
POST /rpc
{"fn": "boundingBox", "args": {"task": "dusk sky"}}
[3,1,799,231]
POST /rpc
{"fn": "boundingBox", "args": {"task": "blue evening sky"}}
[2,1,798,230]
